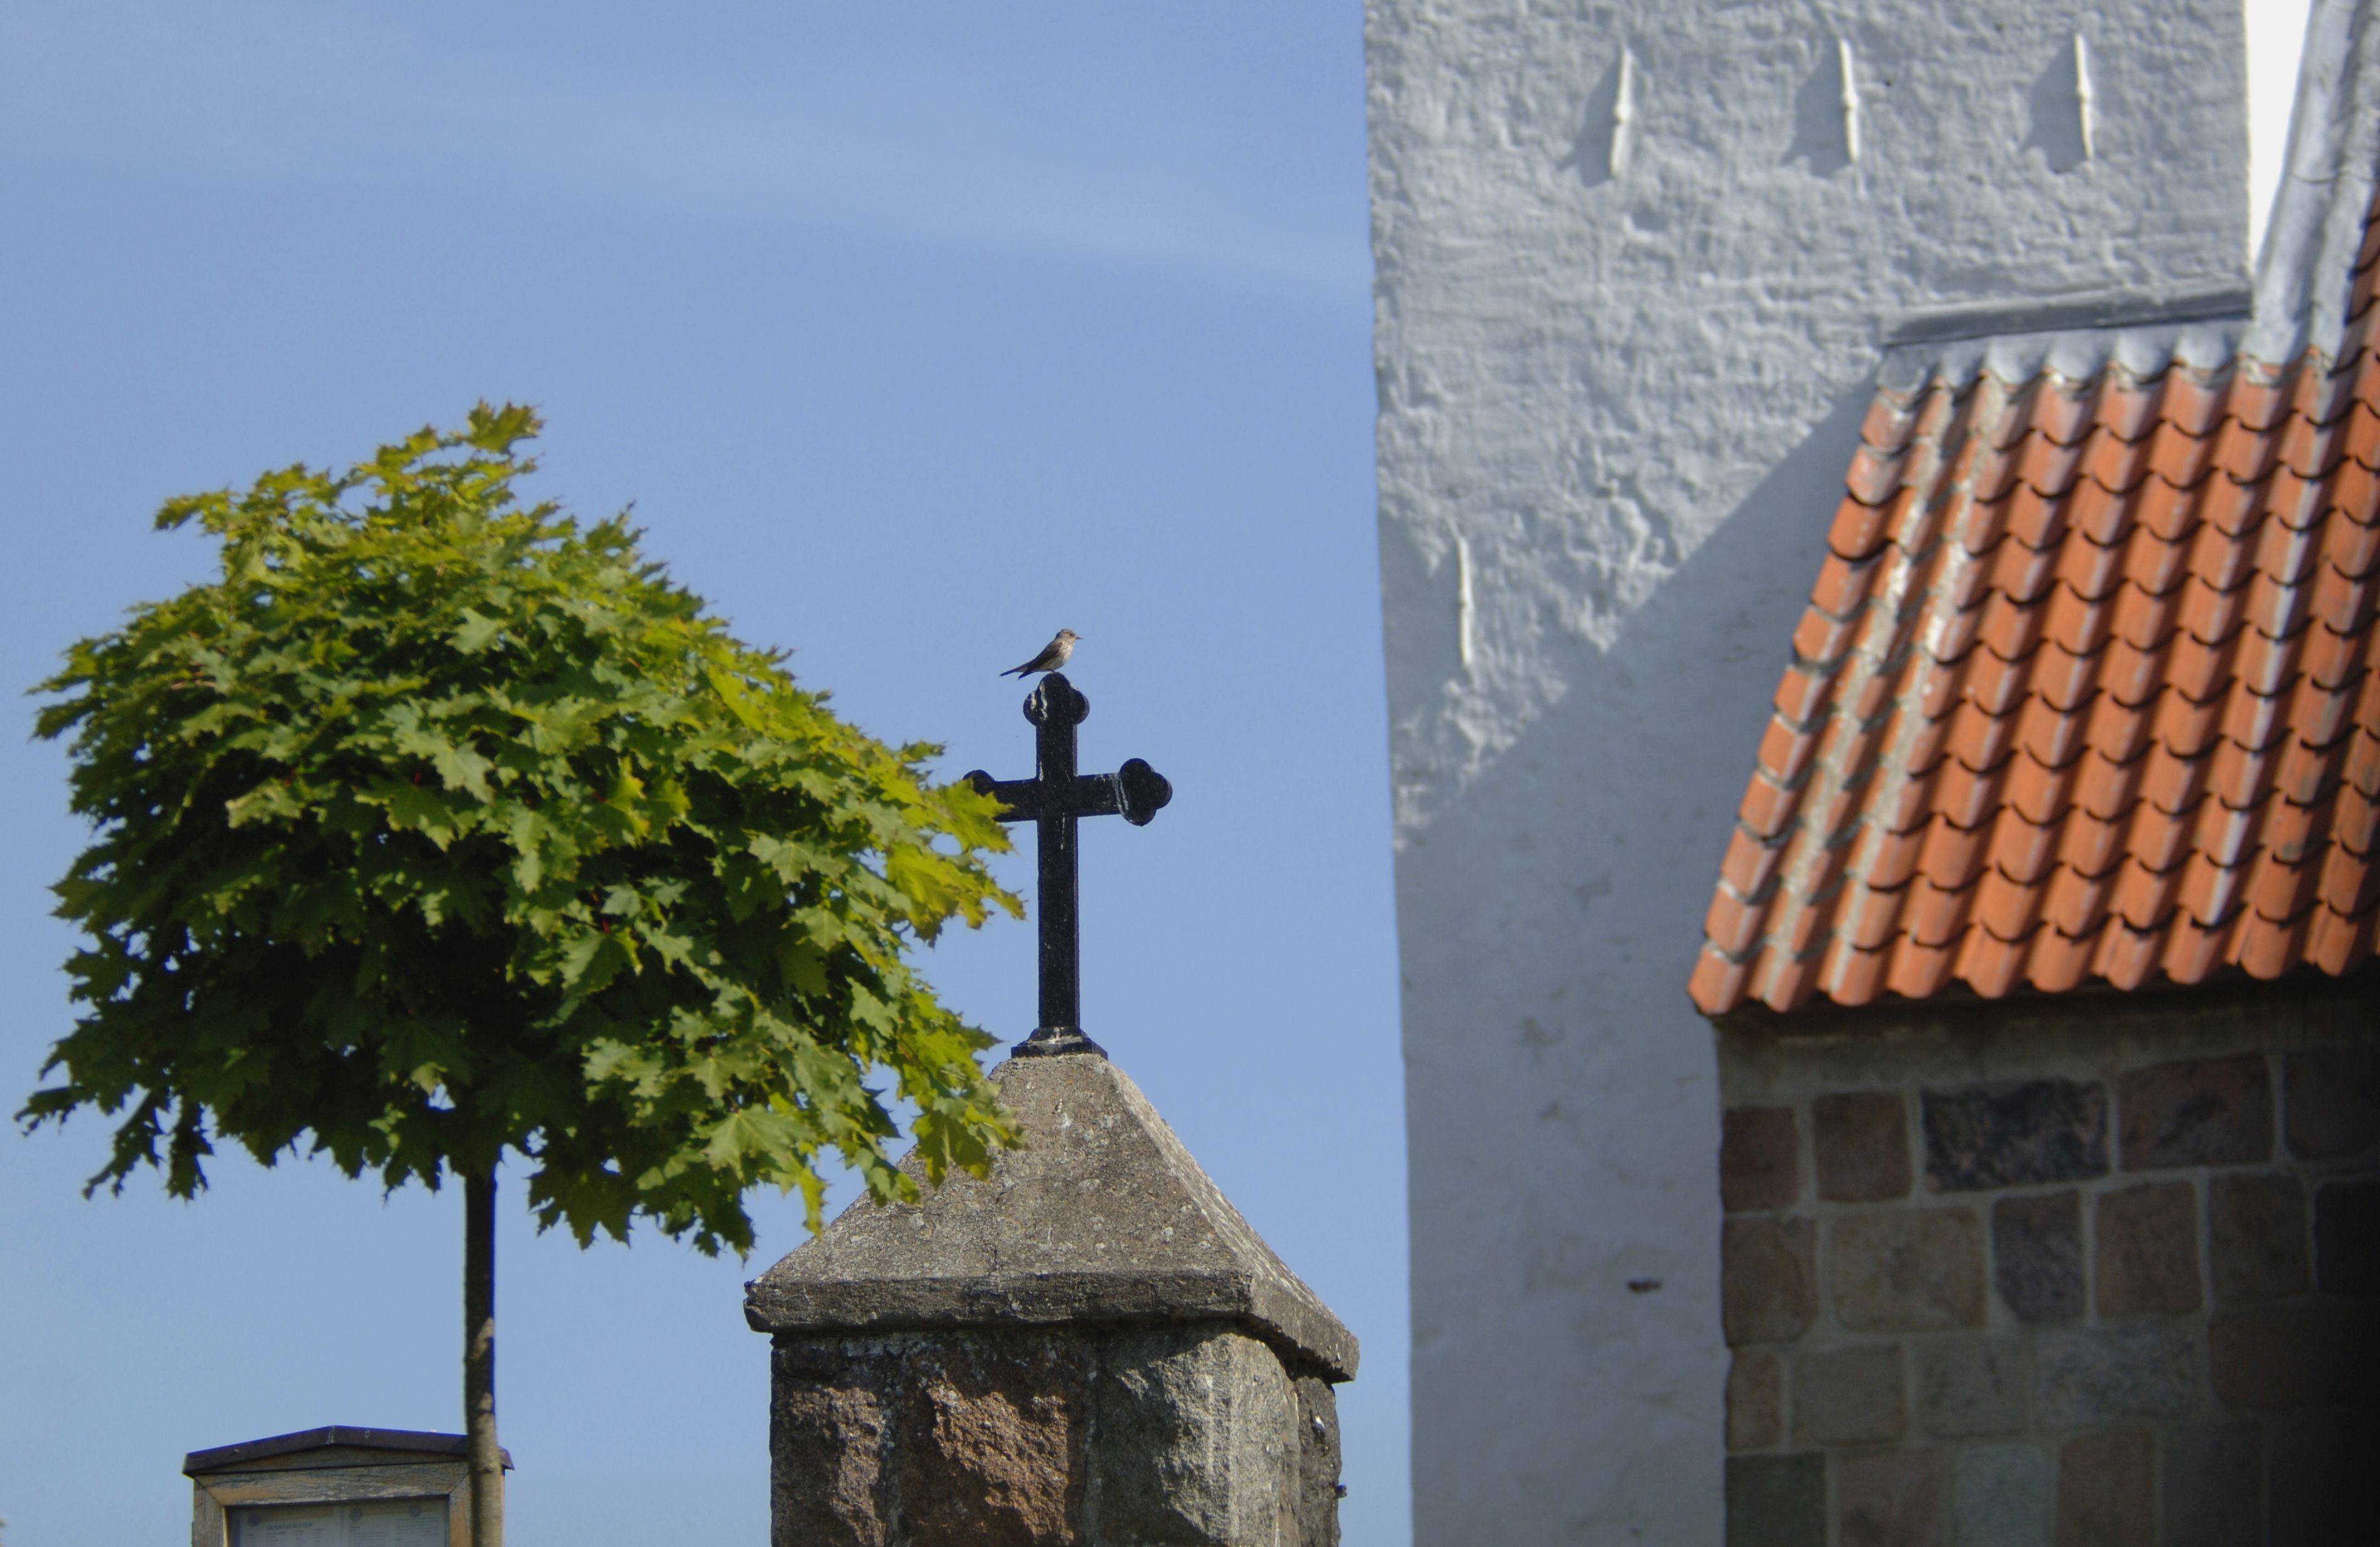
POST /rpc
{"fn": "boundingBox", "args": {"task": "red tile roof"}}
[1689,233,2380,1015]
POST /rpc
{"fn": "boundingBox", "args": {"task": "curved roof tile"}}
[1690,231,2380,1014]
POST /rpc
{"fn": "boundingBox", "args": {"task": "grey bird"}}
[1001,629,1081,677]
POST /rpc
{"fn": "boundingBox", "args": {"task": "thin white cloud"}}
[0,1,1367,296]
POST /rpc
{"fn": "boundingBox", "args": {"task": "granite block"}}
[2159,1422,2262,1547]
[2283,1046,2380,1160]
[2208,1172,2308,1307]
[1949,1445,2047,1547]
[1834,1209,1987,1332]
[2034,1324,2194,1429]
[1923,1082,2106,1193]
[1724,1217,1820,1345]
[2313,1177,2380,1297]
[1726,1454,1825,1547]
[1725,1106,1803,1212]
[1916,1336,2025,1439]
[1993,1192,2084,1323]
[2055,1429,2151,1547]
[1840,1447,1944,1547]
[1818,1091,1913,1202]
[1728,1350,1782,1452]
[1793,1344,1906,1444]
[2094,1182,2199,1318]
[2116,1055,2271,1170]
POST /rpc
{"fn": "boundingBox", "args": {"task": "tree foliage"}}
[24,404,1022,1250]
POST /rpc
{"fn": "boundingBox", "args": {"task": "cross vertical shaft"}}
[964,672,1172,1058]
[1034,682,1081,1039]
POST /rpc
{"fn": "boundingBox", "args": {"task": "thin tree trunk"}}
[464,1169,504,1547]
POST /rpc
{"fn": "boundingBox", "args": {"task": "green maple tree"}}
[22,404,1021,1545]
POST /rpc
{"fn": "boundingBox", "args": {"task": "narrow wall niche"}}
[1838,38,1862,163]
[2075,35,2098,160]
[1611,48,1640,177]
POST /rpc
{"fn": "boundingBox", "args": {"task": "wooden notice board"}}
[184,1428,511,1547]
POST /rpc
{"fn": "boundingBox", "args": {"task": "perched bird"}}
[1001,629,1081,677]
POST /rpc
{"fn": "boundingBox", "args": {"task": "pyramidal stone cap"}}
[743,1052,1359,1382]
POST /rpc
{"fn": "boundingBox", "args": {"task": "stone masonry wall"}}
[1715,973,2377,1547]
[770,1323,1342,1547]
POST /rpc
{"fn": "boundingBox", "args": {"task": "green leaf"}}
[704,667,765,732]
[452,609,503,655]
[776,936,830,997]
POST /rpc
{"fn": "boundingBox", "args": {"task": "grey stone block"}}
[2034,1324,2195,1429]
[1726,1453,1825,1547]
[1923,1081,2106,1192]
[1087,1328,1295,1546]
[2160,1422,2262,1547]
[1291,1377,1341,1547]
[1916,1336,2026,1438]
[1950,1444,2046,1547]
[1792,1344,1905,1444]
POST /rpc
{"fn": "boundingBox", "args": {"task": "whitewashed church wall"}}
[1364,3,2250,1539]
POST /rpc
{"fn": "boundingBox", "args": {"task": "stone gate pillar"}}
[744,1048,1357,1546]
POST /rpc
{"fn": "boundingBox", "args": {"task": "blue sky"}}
[0,5,2316,1544]
[0,5,1402,1543]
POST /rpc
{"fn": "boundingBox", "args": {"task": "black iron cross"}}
[964,672,1171,1058]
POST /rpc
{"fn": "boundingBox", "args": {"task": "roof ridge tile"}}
[1861,390,1925,454]
[2290,351,2359,428]
[2089,374,2162,441]
[2225,371,2290,434]
[1846,441,1912,506]
[2030,378,2095,446]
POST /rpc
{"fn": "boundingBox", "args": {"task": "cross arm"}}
[962,758,1172,827]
